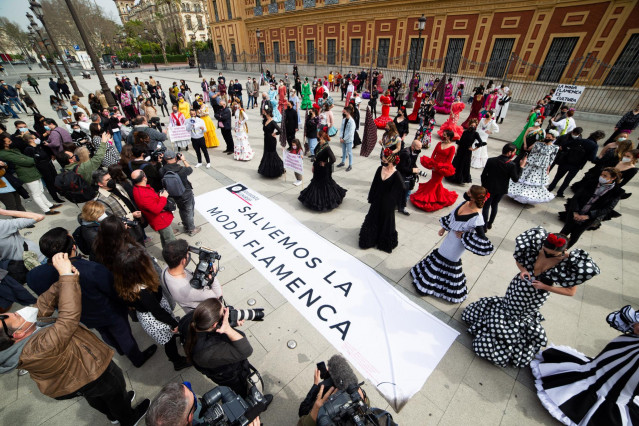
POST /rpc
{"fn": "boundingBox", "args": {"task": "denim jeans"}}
[247,95,254,109]
[175,190,195,232]
[57,361,136,426]
[0,274,37,309]
[341,141,353,166]
[308,138,318,155]
[0,103,19,118]
[7,97,24,112]
[112,131,122,153]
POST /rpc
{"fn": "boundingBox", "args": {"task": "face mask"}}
[97,213,108,221]
[342,113,346,118]
[571,134,577,139]
[44,126,50,131]
[535,122,541,127]
[381,161,389,167]
[72,105,78,109]
[106,179,116,189]
[545,138,553,143]
[34,138,41,145]
[599,176,610,184]
[622,157,632,163]
[618,137,627,142]
[18,127,28,133]
[15,306,38,324]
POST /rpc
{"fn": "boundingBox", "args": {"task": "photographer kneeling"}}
[181,298,272,405]
[162,239,223,313]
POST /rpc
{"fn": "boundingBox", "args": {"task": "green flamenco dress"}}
[301,82,312,110]
[513,113,539,154]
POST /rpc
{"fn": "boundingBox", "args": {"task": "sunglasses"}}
[0,314,14,338]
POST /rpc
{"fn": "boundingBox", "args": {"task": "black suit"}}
[215,107,234,152]
[397,147,419,210]
[480,154,522,225]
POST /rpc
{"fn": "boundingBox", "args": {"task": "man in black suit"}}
[548,129,598,198]
[480,143,527,230]
[397,140,422,215]
[214,100,234,154]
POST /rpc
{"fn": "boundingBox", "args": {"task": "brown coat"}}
[19,275,114,398]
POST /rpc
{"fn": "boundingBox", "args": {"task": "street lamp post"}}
[28,2,83,97]
[406,15,427,108]
[144,29,159,72]
[27,21,61,78]
[190,34,202,78]
[256,29,263,76]
[48,0,117,107]
[28,33,51,72]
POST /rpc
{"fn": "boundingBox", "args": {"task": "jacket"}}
[481,155,523,195]
[46,127,72,154]
[95,184,138,220]
[125,125,167,145]
[27,258,126,329]
[18,275,114,398]
[64,140,106,184]
[160,163,193,191]
[565,181,624,225]
[0,148,41,183]
[215,107,232,130]
[132,184,174,230]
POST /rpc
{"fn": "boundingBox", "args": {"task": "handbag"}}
[163,197,177,212]
[328,126,338,137]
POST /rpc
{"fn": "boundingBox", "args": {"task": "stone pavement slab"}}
[1,68,637,425]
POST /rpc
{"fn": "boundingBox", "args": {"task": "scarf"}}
[580,182,615,214]
[0,323,52,374]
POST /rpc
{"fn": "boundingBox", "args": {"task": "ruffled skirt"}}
[411,249,467,303]
[298,174,346,211]
[258,151,284,178]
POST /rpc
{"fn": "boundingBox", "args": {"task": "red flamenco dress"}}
[374,95,393,129]
[410,142,458,212]
[462,93,484,129]
[437,101,465,140]
[408,90,426,122]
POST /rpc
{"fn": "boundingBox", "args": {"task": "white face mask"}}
[598,176,610,184]
[622,157,632,163]
[97,213,108,221]
[15,306,38,324]
[618,137,627,142]
[34,138,41,145]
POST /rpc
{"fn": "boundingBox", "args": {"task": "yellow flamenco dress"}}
[199,103,220,148]
[178,97,191,119]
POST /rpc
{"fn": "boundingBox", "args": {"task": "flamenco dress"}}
[301,83,312,110]
[268,89,282,122]
[462,226,600,367]
[233,110,254,161]
[512,113,539,153]
[410,142,458,212]
[411,203,494,303]
[461,94,484,129]
[358,166,405,253]
[530,306,639,426]
[200,105,220,148]
[258,120,284,178]
[434,83,454,114]
[298,143,346,211]
[437,102,466,140]
[374,95,393,129]
[508,142,558,204]
[407,92,425,122]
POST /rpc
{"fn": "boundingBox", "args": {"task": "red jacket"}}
[132,184,174,231]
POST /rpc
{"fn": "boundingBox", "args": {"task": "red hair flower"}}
[383,148,393,157]
[322,126,329,133]
[393,156,400,165]
[547,234,567,247]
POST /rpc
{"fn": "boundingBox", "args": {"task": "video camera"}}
[188,245,222,289]
[200,385,268,426]
[120,216,139,227]
[317,383,396,426]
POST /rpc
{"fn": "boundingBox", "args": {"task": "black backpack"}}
[54,165,96,203]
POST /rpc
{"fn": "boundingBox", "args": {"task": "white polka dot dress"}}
[461,226,600,368]
[508,142,559,204]
[411,203,494,303]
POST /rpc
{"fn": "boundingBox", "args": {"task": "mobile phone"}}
[317,361,329,380]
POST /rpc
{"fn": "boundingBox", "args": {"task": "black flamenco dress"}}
[447,129,482,184]
[530,306,639,426]
[258,120,285,178]
[298,143,347,211]
[359,166,405,253]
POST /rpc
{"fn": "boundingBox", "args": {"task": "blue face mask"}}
[44,126,51,131]
[18,127,28,133]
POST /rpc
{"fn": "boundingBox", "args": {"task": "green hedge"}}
[114,54,189,64]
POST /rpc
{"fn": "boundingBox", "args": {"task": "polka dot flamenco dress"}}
[461,226,600,368]
[410,203,495,303]
[508,142,558,204]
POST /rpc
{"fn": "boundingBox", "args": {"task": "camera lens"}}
[236,309,265,322]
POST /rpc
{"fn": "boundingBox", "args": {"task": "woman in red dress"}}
[437,98,465,140]
[408,89,426,122]
[462,87,485,129]
[374,90,393,129]
[278,82,287,113]
[410,129,458,212]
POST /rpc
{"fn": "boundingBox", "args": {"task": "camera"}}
[189,245,222,289]
[120,216,139,227]
[227,306,265,328]
[150,145,166,162]
[200,385,268,426]
[317,383,395,426]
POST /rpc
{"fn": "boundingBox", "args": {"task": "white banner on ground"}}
[195,184,459,411]
[283,150,304,175]
[551,84,585,103]
[168,125,191,143]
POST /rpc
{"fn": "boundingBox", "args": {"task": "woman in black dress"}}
[571,139,633,192]
[447,119,483,184]
[258,110,285,178]
[298,128,346,211]
[359,148,406,253]
[393,107,409,143]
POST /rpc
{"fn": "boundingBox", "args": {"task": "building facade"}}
[113,0,210,46]
[203,0,639,90]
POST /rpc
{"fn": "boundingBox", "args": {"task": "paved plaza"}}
[1,66,637,425]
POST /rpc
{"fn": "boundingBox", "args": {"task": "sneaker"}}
[400,209,410,216]
[172,356,192,371]
[263,394,274,408]
[206,163,211,168]
[293,180,302,186]
[44,210,60,215]
[346,166,352,172]
[336,162,345,167]
[50,203,63,209]
[195,163,202,168]
[17,369,28,376]
[131,399,151,426]
[188,226,202,236]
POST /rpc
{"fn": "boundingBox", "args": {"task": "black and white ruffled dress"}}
[508,142,558,204]
[410,202,494,303]
[530,306,639,426]
[461,226,600,368]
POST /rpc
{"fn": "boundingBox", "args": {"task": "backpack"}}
[72,225,93,256]
[162,170,186,197]
[54,165,96,203]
